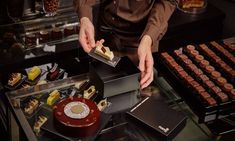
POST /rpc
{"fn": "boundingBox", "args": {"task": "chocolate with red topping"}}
[211,71,221,80]
[216,77,227,87]
[204,80,215,88]
[223,83,234,93]
[199,60,210,68]
[195,55,204,63]
[205,66,215,73]
[199,74,209,82]
[199,91,211,99]
[217,92,229,102]
[205,97,217,106]
[211,86,222,94]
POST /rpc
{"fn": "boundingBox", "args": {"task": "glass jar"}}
[178,0,207,14]
[42,0,60,17]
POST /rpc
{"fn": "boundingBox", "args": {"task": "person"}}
[74,0,178,89]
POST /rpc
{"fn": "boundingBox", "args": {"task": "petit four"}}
[24,99,39,115]
[47,90,60,106]
[97,98,108,111]
[51,27,62,40]
[94,45,114,60]
[46,63,60,81]
[64,26,75,37]
[28,66,41,81]
[8,73,22,86]
[37,80,47,85]
[33,115,48,135]
[84,85,96,99]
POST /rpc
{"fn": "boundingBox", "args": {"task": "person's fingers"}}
[138,54,145,72]
[140,55,153,84]
[141,70,153,89]
[100,39,105,44]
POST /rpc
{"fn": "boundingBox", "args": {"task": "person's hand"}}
[138,35,154,89]
[79,17,96,53]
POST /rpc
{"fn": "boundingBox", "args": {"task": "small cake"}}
[51,27,63,40]
[39,30,49,43]
[24,99,39,115]
[94,45,114,60]
[84,85,96,99]
[25,34,36,46]
[8,73,22,86]
[64,26,75,37]
[46,63,60,81]
[33,115,48,135]
[97,98,108,111]
[28,66,41,81]
[47,90,60,106]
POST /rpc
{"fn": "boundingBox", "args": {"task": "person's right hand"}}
[79,17,96,53]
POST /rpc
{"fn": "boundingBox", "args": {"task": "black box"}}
[89,56,140,98]
[126,96,187,141]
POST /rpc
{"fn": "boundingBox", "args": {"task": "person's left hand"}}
[138,35,154,89]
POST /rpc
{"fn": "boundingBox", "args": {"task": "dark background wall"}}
[210,0,235,38]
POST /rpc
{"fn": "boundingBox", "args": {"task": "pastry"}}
[84,85,96,99]
[64,26,75,37]
[24,99,39,115]
[47,90,60,106]
[39,30,49,43]
[8,73,22,86]
[33,115,48,135]
[51,27,62,40]
[46,63,60,81]
[28,66,41,81]
[97,98,108,111]
[25,34,36,46]
[94,45,114,60]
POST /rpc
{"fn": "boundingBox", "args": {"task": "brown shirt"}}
[74,0,178,50]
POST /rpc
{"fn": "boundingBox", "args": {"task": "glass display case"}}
[1,0,234,140]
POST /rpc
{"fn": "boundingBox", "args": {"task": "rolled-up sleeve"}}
[73,0,97,22]
[142,0,178,48]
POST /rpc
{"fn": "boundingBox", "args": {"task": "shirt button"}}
[113,0,116,4]
[112,17,115,21]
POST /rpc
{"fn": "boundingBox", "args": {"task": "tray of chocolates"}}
[156,40,235,123]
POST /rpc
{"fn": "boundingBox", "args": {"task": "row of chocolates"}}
[6,63,64,90]
[198,44,235,83]
[183,45,235,100]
